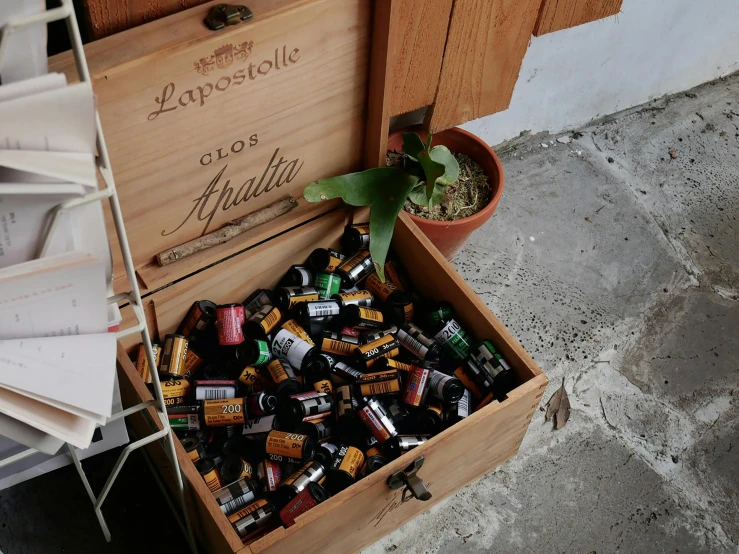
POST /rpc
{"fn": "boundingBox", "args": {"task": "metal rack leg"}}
[66,443,110,540]
[63,3,200,551]
[104,126,199,554]
[0,447,40,468]
[138,435,192,541]
[161,425,199,552]
[139,327,200,554]
[66,427,169,542]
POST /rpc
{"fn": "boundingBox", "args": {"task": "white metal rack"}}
[0,2,197,551]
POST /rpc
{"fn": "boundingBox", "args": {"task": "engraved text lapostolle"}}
[147,43,306,237]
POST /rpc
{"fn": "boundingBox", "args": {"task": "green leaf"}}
[404,159,426,181]
[402,133,426,161]
[426,133,433,150]
[303,167,420,281]
[407,183,428,206]
[429,145,460,186]
[408,183,445,208]
[417,150,446,200]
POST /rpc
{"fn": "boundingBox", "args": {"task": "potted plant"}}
[303,126,504,279]
[389,126,504,260]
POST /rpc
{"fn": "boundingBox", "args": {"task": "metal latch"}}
[205,4,253,31]
[386,456,432,503]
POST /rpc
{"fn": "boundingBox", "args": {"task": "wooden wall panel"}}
[82,0,299,39]
[425,0,542,133]
[364,0,399,168]
[534,0,622,36]
[83,0,210,39]
[389,0,454,116]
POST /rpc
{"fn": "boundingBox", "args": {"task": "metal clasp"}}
[204,4,253,31]
[386,456,432,502]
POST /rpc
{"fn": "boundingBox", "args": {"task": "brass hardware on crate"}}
[205,4,253,30]
[387,456,432,502]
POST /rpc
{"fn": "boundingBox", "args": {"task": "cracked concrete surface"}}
[366,74,738,554]
[1,76,737,554]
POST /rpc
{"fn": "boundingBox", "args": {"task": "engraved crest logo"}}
[193,41,254,75]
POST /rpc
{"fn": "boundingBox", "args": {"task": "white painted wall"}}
[461,0,739,145]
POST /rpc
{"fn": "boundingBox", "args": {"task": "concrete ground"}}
[1,76,737,553]
[367,74,739,554]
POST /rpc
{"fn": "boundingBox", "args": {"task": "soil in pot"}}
[387,151,492,221]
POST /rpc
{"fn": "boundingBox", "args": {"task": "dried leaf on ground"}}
[544,384,562,422]
[555,383,571,429]
[544,379,570,429]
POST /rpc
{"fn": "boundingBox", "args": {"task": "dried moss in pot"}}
[389,152,491,222]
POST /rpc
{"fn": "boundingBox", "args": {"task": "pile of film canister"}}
[133,223,516,544]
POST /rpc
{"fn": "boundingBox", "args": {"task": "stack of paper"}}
[0,375,129,490]
[0,74,120,330]
[0,249,116,452]
[0,0,48,84]
[0,73,121,455]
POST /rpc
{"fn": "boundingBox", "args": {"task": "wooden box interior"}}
[117,209,547,554]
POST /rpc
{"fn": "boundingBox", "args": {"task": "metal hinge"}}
[204,4,253,31]
[386,456,432,503]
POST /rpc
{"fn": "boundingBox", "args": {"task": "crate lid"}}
[50,0,371,293]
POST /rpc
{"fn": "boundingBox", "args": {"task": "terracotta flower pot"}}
[387,126,504,260]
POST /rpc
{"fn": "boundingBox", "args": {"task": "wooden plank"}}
[117,343,248,554]
[50,0,371,274]
[148,209,347,339]
[117,305,137,353]
[388,0,454,117]
[82,0,294,40]
[121,341,544,554]
[58,1,304,74]
[84,0,207,40]
[84,0,452,114]
[534,0,622,36]
[117,297,159,353]
[363,0,398,169]
[111,198,337,297]
[251,377,545,554]
[134,197,340,295]
[425,0,542,133]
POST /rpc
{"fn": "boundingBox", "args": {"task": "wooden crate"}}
[51,0,547,551]
[117,207,547,554]
[49,0,372,291]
